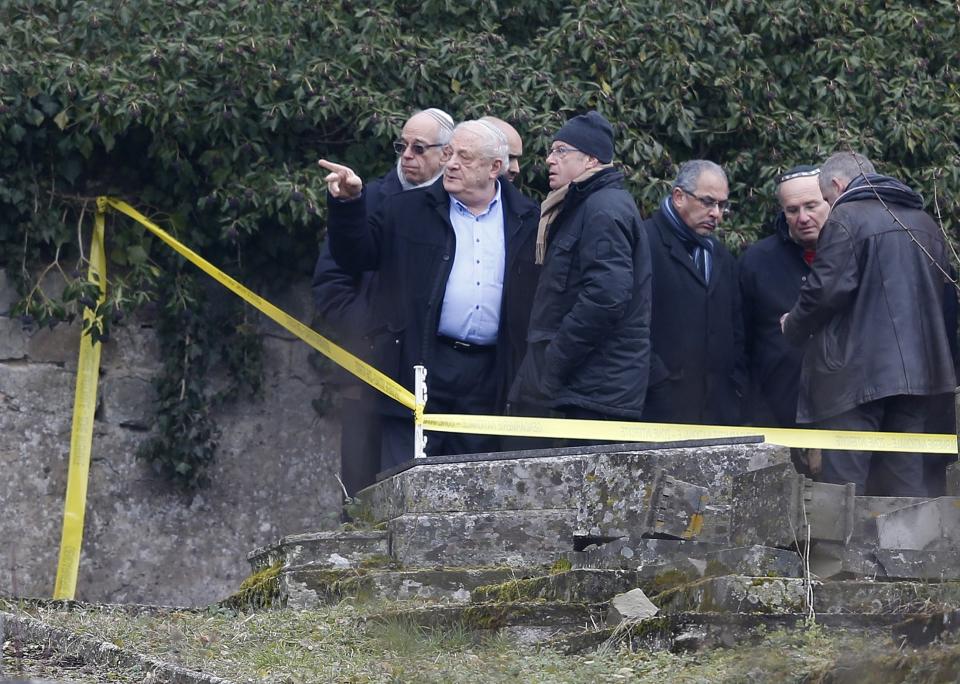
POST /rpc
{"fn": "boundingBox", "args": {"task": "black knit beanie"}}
[554,111,614,164]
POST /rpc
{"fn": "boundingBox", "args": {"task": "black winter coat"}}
[641,209,745,425]
[510,168,652,418]
[327,179,540,416]
[739,214,810,427]
[783,175,956,423]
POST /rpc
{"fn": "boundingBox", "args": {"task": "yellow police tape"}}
[422,414,958,454]
[102,198,415,411]
[53,202,108,600]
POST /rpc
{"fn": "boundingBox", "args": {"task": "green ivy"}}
[1,0,958,486]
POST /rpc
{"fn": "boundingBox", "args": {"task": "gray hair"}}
[673,160,727,193]
[819,151,876,189]
[454,120,509,170]
[418,107,455,145]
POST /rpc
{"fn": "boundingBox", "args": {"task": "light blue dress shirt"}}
[438,183,506,345]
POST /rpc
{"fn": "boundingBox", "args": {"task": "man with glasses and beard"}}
[312,108,454,499]
[319,120,540,466]
[641,160,746,426]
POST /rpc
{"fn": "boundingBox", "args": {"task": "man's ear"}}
[832,177,845,196]
[490,158,503,179]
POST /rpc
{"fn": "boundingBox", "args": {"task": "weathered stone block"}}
[388,510,575,567]
[99,374,155,429]
[577,443,789,541]
[570,538,721,571]
[654,575,810,615]
[808,541,881,580]
[472,569,642,605]
[248,531,390,572]
[356,454,587,521]
[282,566,522,607]
[815,580,960,615]
[704,545,803,578]
[874,547,960,581]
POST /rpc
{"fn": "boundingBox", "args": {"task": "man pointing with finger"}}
[320,120,540,464]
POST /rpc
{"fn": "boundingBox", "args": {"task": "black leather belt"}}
[436,335,495,353]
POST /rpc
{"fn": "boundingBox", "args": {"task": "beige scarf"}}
[535,164,613,264]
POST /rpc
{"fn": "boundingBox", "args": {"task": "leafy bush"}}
[2,0,957,483]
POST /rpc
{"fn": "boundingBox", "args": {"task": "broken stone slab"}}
[355,453,588,522]
[569,538,722,571]
[703,545,803,578]
[730,464,931,549]
[730,463,855,548]
[471,569,644,605]
[606,588,658,627]
[642,470,710,540]
[875,497,960,551]
[247,530,390,572]
[280,566,524,607]
[577,442,789,541]
[807,541,882,580]
[388,510,575,568]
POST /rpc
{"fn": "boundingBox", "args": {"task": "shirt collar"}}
[451,181,501,219]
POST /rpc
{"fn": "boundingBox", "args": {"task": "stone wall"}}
[0,269,342,606]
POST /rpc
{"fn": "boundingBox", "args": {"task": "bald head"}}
[481,116,523,182]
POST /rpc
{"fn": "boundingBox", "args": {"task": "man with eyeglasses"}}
[319,120,540,464]
[481,116,523,183]
[508,111,651,434]
[781,151,956,497]
[641,160,745,426]
[311,108,454,499]
[739,165,830,476]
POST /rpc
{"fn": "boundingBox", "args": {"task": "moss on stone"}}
[221,561,282,611]
[473,577,545,603]
[550,558,573,575]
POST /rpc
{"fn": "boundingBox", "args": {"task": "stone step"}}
[568,537,723,571]
[373,600,603,646]
[388,510,575,567]
[547,612,905,655]
[247,530,390,572]
[279,566,529,607]
[653,575,960,616]
[356,451,587,521]
[356,439,786,526]
[470,569,645,605]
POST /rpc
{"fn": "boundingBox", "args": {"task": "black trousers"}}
[338,395,381,498]
[815,394,935,497]
[379,341,499,469]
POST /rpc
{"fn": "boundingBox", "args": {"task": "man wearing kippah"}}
[739,165,830,476]
[508,111,652,429]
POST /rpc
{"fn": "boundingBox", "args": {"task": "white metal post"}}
[414,364,428,459]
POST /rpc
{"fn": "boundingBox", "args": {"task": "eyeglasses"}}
[393,140,445,156]
[681,188,731,214]
[546,145,579,160]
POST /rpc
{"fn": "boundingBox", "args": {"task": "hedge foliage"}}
[1,0,957,482]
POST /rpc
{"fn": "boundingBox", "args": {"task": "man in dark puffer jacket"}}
[782,151,956,496]
[509,111,652,430]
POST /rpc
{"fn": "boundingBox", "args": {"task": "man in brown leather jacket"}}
[781,151,956,496]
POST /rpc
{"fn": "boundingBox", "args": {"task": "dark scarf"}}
[661,195,715,282]
[833,173,924,210]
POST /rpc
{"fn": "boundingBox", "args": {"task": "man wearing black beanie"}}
[508,111,652,433]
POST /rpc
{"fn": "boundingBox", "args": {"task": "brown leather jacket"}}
[783,175,956,423]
